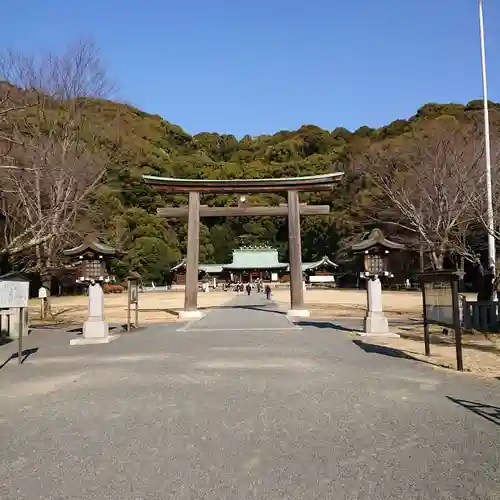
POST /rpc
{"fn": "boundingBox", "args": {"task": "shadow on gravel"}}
[296,321,363,333]
[67,325,122,335]
[231,305,286,315]
[198,304,286,315]
[352,339,413,359]
[0,347,39,370]
[447,397,500,427]
[165,303,284,317]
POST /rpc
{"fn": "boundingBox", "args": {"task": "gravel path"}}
[0,294,499,499]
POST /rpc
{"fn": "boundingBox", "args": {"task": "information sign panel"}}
[130,282,138,303]
[0,280,29,308]
[423,281,454,326]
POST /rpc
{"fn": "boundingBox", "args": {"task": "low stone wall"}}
[461,299,499,331]
[0,307,28,339]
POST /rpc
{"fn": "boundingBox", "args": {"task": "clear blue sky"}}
[1,0,499,137]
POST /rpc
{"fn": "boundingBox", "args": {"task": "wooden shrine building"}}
[171,246,338,284]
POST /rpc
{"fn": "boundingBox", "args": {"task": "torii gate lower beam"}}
[143,173,344,319]
[157,204,330,217]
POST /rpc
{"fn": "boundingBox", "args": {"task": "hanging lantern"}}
[351,229,405,279]
[63,236,125,284]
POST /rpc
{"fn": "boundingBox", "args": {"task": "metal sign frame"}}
[127,275,140,332]
[416,270,464,371]
[0,272,30,365]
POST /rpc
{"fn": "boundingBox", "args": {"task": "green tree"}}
[127,236,180,284]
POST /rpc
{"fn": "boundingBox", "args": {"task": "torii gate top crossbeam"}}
[142,172,343,193]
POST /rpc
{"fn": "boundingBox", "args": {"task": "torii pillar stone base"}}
[360,277,399,337]
[288,282,311,317]
[178,310,204,321]
[70,283,119,345]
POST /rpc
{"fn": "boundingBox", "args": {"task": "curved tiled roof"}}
[351,229,405,251]
[171,249,338,273]
[301,256,338,271]
[223,248,288,270]
[63,238,125,257]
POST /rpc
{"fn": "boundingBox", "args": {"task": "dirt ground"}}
[30,288,469,325]
[31,288,426,326]
[358,323,500,378]
[29,290,233,326]
[273,288,500,378]
[273,288,425,319]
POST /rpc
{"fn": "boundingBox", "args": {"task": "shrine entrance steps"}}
[178,293,299,332]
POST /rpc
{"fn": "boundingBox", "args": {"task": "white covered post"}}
[71,282,116,345]
[6,307,28,339]
[363,277,393,336]
[351,229,405,337]
[0,310,9,334]
[85,283,107,337]
[63,236,124,346]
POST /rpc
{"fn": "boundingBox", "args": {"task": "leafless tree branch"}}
[0,39,116,299]
[355,119,486,270]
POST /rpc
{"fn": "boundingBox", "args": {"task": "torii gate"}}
[142,172,343,319]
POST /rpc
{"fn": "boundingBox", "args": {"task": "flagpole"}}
[478,0,496,298]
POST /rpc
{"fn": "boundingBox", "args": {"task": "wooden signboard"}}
[0,280,29,308]
[0,272,30,365]
[130,282,138,303]
[127,276,140,332]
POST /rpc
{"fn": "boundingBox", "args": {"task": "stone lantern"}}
[63,236,125,345]
[351,229,405,336]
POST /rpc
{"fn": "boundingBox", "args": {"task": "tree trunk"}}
[41,273,53,319]
[431,252,444,270]
[0,253,9,275]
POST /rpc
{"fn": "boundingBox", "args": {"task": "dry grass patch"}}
[272,288,500,376]
[28,291,232,326]
[273,288,424,319]
[358,324,500,377]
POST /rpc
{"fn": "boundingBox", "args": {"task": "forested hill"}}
[3,83,498,284]
[79,98,500,283]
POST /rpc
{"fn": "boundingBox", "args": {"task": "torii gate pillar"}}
[287,190,309,317]
[179,191,203,320]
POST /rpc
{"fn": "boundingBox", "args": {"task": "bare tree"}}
[0,41,116,312]
[0,39,115,101]
[455,124,500,286]
[357,119,486,270]
[2,130,107,255]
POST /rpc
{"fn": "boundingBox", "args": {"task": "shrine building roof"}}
[63,237,125,257]
[171,248,338,273]
[223,246,288,270]
[351,229,405,252]
[301,255,338,271]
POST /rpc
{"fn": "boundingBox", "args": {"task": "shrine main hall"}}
[170,246,338,285]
